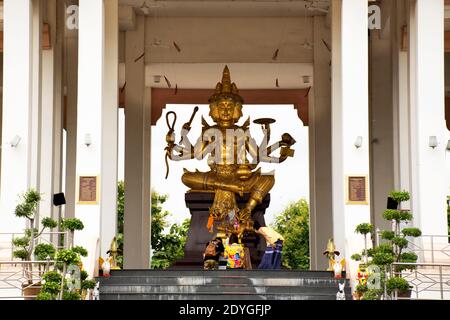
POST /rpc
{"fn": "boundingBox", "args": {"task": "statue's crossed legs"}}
[182,168,274,223]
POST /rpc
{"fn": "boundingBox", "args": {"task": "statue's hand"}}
[166,131,175,144]
[280,146,295,158]
[181,122,191,132]
[281,133,296,147]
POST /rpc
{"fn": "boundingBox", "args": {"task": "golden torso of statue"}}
[206,127,250,167]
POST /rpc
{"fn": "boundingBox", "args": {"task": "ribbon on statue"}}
[207,214,214,233]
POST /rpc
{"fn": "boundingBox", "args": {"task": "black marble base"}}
[172,192,270,268]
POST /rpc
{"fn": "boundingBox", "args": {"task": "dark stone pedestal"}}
[172,192,270,269]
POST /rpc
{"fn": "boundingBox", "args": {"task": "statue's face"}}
[210,97,243,126]
[217,99,234,122]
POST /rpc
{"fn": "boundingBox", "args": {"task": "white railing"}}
[375,231,450,264]
[405,235,450,264]
[391,262,450,300]
[0,260,56,300]
[0,232,69,261]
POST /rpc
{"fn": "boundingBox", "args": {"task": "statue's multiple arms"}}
[247,132,296,164]
[167,135,213,161]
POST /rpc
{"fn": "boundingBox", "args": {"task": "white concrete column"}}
[30,0,43,193]
[309,16,333,270]
[75,0,119,273]
[408,1,448,241]
[331,0,370,269]
[0,0,33,234]
[75,0,104,273]
[64,16,78,220]
[124,15,150,269]
[369,0,395,232]
[52,0,66,224]
[100,0,119,258]
[39,0,62,225]
[393,0,410,193]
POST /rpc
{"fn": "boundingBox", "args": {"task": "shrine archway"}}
[148,87,311,269]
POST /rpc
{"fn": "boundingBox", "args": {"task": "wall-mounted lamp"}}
[153,75,161,83]
[302,75,311,84]
[84,134,92,147]
[354,136,363,149]
[446,140,450,151]
[10,135,21,148]
[429,136,438,149]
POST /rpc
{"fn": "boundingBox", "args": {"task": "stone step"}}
[100,284,348,295]
[100,276,349,287]
[99,270,352,300]
[99,293,352,300]
[108,270,341,278]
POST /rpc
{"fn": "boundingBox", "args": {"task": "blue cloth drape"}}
[258,240,283,270]
[257,246,274,269]
[272,240,283,269]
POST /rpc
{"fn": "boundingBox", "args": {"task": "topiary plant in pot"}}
[12,189,58,297]
[37,217,96,300]
[378,191,421,298]
[352,191,421,299]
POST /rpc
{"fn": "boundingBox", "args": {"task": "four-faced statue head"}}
[208,66,244,127]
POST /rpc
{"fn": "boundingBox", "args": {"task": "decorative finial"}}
[221,65,232,93]
[208,65,244,104]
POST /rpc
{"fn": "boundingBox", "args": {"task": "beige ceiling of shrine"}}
[118,0,330,17]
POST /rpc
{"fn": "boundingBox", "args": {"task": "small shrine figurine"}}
[336,282,346,300]
[101,258,111,277]
[323,238,340,271]
[356,264,369,286]
[106,236,121,270]
[93,282,100,300]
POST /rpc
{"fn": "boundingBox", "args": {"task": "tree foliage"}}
[150,192,190,269]
[272,199,310,270]
[117,181,125,235]
[116,182,190,269]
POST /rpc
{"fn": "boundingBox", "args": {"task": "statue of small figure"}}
[336,282,346,300]
[333,258,346,279]
[93,282,100,300]
[323,238,340,271]
[106,236,121,270]
[165,66,296,233]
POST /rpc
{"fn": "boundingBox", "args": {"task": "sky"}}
[141,104,310,227]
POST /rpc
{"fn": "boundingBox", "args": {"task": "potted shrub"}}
[60,218,84,248]
[351,191,421,299]
[36,271,62,300]
[36,248,86,300]
[81,278,97,300]
[379,191,421,298]
[36,218,96,300]
[12,189,58,297]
